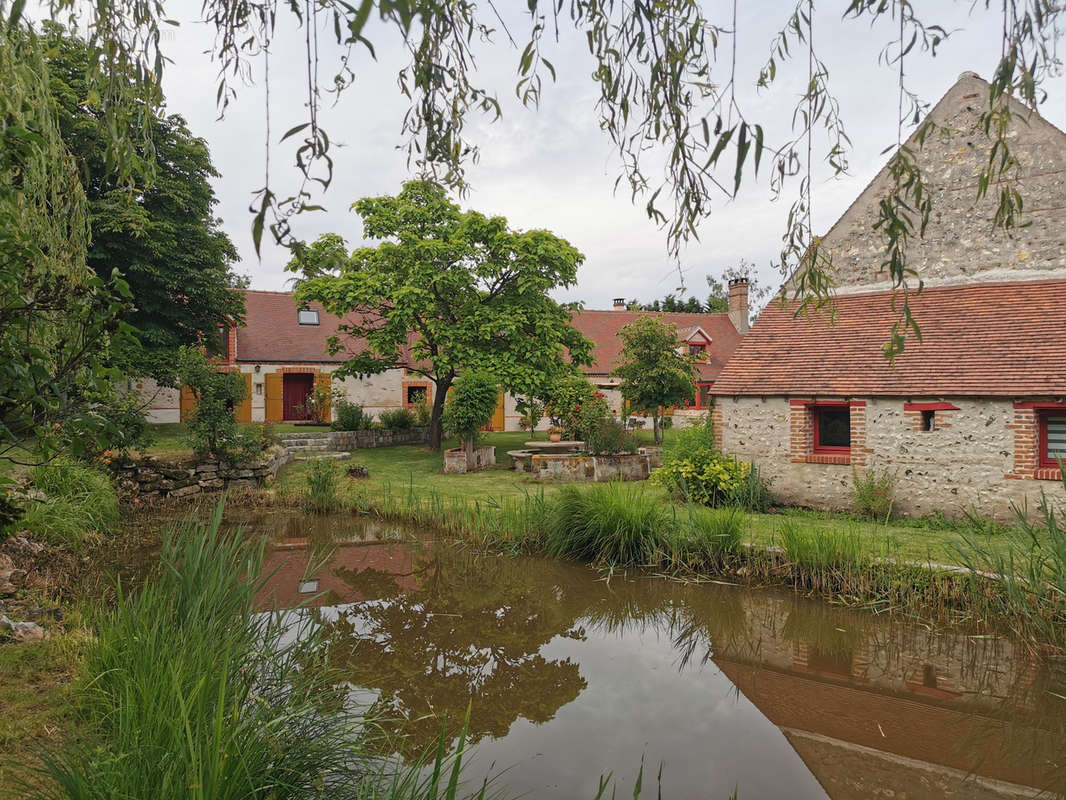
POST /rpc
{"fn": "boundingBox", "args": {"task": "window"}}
[921,409,935,432]
[297,309,320,326]
[813,406,851,452]
[406,385,427,405]
[688,343,706,358]
[1041,413,1066,468]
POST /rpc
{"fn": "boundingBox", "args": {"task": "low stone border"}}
[325,427,430,450]
[443,445,496,474]
[529,452,653,482]
[110,444,291,500]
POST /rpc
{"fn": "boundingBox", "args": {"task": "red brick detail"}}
[803,453,851,465]
[279,366,318,374]
[849,402,872,466]
[1006,407,1038,479]
[1035,467,1063,482]
[710,403,724,450]
[789,403,814,462]
[903,401,959,411]
[402,380,432,408]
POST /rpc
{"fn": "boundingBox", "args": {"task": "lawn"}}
[267,429,1018,568]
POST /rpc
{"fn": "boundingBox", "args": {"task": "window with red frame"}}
[1041,412,1066,468]
[684,382,713,409]
[813,406,851,452]
[688,343,706,358]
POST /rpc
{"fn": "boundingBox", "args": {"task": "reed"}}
[305,458,341,513]
[29,499,495,800]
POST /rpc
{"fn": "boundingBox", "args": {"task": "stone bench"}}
[507,450,538,473]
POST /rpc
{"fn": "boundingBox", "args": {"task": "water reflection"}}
[253,510,1066,799]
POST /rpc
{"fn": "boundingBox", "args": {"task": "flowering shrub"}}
[545,376,606,440]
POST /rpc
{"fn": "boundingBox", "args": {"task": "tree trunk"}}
[463,436,476,471]
[652,413,660,445]
[428,377,451,450]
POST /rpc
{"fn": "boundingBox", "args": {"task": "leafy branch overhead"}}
[9,1,1065,359]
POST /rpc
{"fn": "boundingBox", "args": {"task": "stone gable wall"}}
[716,396,1065,520]
[791,73,1066,294]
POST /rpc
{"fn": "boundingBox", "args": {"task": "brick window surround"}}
[1007,401,1066,482]
[402,380,432,408]
[790,400,868,466]
[903,401,959,432]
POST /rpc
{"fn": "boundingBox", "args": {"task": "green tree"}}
[441,371,500,471]
[289,181,593,450]
[0,25,136,478]
[612,317,695,444]
[43,25,245,382]
[176,347,253,461]
[704,260,771,323]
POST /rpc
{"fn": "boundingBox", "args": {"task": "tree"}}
[176,347,255,461]
[441,371,500,471]
[612,317,696,444]
[289,181,593,450]
[0,25,136,476]
[43,26,245,383]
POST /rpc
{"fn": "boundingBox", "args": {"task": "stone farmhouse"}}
[146,284,748,431]
[712,72,1066,519]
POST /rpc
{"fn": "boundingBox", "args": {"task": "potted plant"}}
[547,425,563,443]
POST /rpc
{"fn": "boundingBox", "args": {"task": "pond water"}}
[240,509,1065,799]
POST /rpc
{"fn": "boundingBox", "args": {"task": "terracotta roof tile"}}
[236,290,371,363]
[569,309,742,381]
[712,279,1066,397]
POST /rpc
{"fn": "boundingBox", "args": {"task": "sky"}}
[156,1,1066,310]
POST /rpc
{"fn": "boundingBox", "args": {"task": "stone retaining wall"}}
[529,452,652,482]
[110,444,291,500]
[443,445,497,474]
[327,427,430,450]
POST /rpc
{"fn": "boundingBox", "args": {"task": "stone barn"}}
[712,72,1066,519]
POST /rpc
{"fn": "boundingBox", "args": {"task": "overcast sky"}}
[157,1,1066,309]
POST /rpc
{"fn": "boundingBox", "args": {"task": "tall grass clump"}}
[13,459,119,548]
[851,467,897,522]
[544,483,745,569]
[305,458,340,513]
[545,483,671,565]
[31,499,496,800]
[959,477,1066,650]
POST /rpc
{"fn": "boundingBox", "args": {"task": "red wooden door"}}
[282,373,314,420]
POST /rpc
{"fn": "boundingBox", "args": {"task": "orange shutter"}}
[235,372,252,423]
[314,371,332,423]
[489,391,506,431]
[180,385,198,422]
[265,373,283,423]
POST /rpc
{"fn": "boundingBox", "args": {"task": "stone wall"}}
[529,452,652,482]
[443,445,497,474]
[788,72,1066,296]
[327,427,429,450]
[715,395,1066,520]
[111,445,290,500]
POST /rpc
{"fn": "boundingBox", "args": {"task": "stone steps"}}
[295,451,351,461]
[280,431,334,440]
[282,443,330,451]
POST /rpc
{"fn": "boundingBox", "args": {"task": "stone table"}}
[523,440,585,454]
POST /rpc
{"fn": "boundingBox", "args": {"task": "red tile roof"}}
[569,310,742,381]
[712,279,1066,397]
[236,290,370,363]
[236,291,744,379]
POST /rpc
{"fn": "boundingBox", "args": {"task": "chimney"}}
[613,297,626,310]
[728,278,750,334]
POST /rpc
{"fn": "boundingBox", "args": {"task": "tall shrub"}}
[441,371,499,471]
[177,347,258,462]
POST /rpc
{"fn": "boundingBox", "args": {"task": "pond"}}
[239,509,1065,799]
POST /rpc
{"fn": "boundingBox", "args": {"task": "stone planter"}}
[443,445,497,474]
[529,452,652,482]
[639,446,664,469]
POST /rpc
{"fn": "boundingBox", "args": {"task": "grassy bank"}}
[270,432,1020,567]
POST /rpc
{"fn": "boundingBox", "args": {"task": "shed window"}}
[297,309,320,326]
[921,410,935,432]
[1042,414,1066,467]
[688,344,706,358]
[813,406,851,452]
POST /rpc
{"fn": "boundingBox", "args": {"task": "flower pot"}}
[549,432,562,443]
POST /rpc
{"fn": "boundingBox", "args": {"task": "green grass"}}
[10,460,120,549]
[271,431,1017,571]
